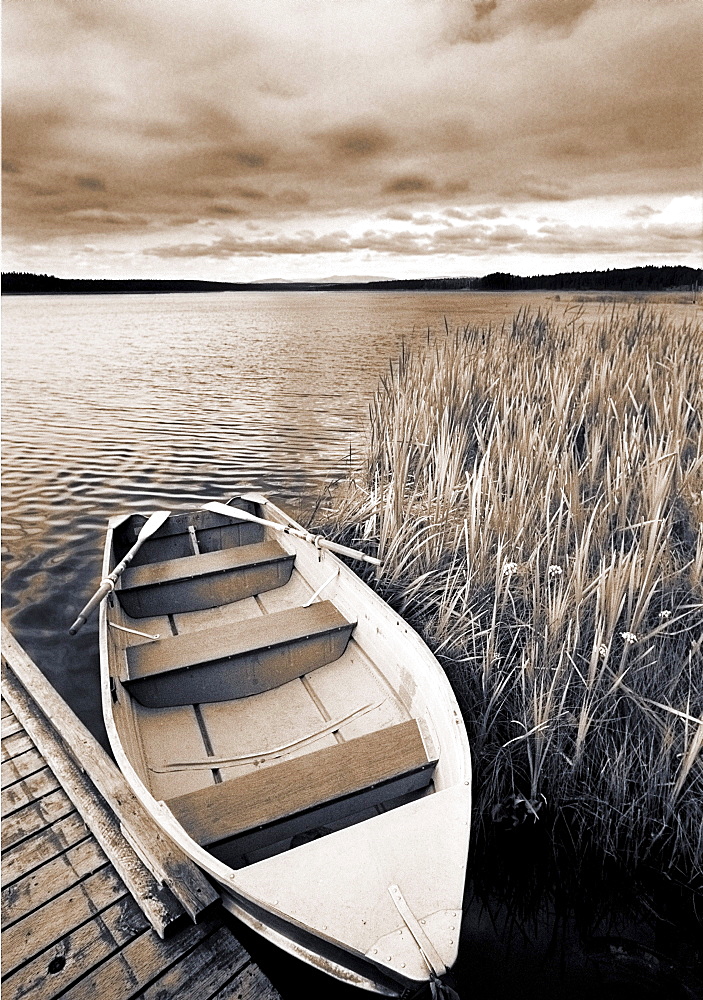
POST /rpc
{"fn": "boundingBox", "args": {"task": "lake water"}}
[2,290,701,1000]
[2,288,586,730]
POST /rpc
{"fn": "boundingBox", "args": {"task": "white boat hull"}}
[99,495,472,994]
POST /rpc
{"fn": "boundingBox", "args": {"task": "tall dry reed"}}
[322,306,703,882]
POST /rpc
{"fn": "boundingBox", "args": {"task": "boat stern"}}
[230,784,471,992]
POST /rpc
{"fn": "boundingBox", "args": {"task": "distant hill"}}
[2,266,700,296]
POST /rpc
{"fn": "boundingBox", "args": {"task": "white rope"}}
[302,570,339,607]
[108,622,161,640]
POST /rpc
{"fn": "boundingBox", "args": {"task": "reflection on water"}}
[2,290,700,999]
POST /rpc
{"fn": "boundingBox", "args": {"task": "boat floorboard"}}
[119,566,411,807]
[0,696,282,1000]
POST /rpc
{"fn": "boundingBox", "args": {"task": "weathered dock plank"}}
[2,665,193,937]
[1,715,24,738]
[1,746,46,787]
[57,916,224,1000]
[2,894,150,1000]
[2,788,75,850]
[2,766,61,816]
[212,964,285,1000]
[138,923,249,1000]
[2,812,90,886]
[2,730,33,761]
[2,837,109,928]
[2,866,127,976]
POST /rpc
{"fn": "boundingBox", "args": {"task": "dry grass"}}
[320,306,703,882]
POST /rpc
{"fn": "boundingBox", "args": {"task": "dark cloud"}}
[234,150,268,169]
[318,123,393,159]
[384,174,435,195]
[523,0,595,31]
[76,176,105,191]
[444,0,597,44]
[69,208,148,226]
[276,188,310,206]
[505,177,574,202]
[209,203,247,217]
[230,186,266,200]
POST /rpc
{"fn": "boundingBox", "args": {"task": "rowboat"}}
[97,494,471,996]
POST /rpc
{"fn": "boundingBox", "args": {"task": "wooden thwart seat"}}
[124,601,355,708]
[167,719,436,849]
[116,540,295,618]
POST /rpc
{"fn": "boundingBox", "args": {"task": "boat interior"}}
[105,500,440,870]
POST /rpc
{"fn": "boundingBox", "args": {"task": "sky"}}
[2,0,702,281]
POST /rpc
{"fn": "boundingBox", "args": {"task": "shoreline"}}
[2,265,700,297]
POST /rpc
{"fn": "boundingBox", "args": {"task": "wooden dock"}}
[1,625,282,1000]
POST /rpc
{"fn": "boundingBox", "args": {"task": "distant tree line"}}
[470,266,701,292]
[354,266,701,292]
[2,265,700,296]
[0,273,269,294]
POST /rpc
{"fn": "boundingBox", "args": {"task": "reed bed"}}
[320,306,703,883]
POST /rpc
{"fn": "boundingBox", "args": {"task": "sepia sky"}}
[3,0,702,281]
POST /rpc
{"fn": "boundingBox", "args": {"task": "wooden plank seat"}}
[167,719,436,850]
[123,602,356,708]
[116,540,295,619]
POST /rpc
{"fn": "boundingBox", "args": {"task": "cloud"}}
[383,174,436,195]
[625,204,660,219]
[2,0,701,274]
[76,176,105,191]
[383,208,414,221]
[316,123,394,160]
[68,208,148,226]
[142,214,701,261]
[443,206,506,221]
[443,0,597,44]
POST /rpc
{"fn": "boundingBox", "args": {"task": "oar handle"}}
[69,579,115,635]
[309,536,381,566]
[68,509,171,635]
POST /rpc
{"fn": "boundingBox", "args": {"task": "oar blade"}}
[69,509,171,635]
[202,500,273,530]
[136,509,172,540]
[202,501,234,516]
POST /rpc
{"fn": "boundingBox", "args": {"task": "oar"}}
[241,491,307,532]
[69,510,172,634]
[202,501,381,566]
